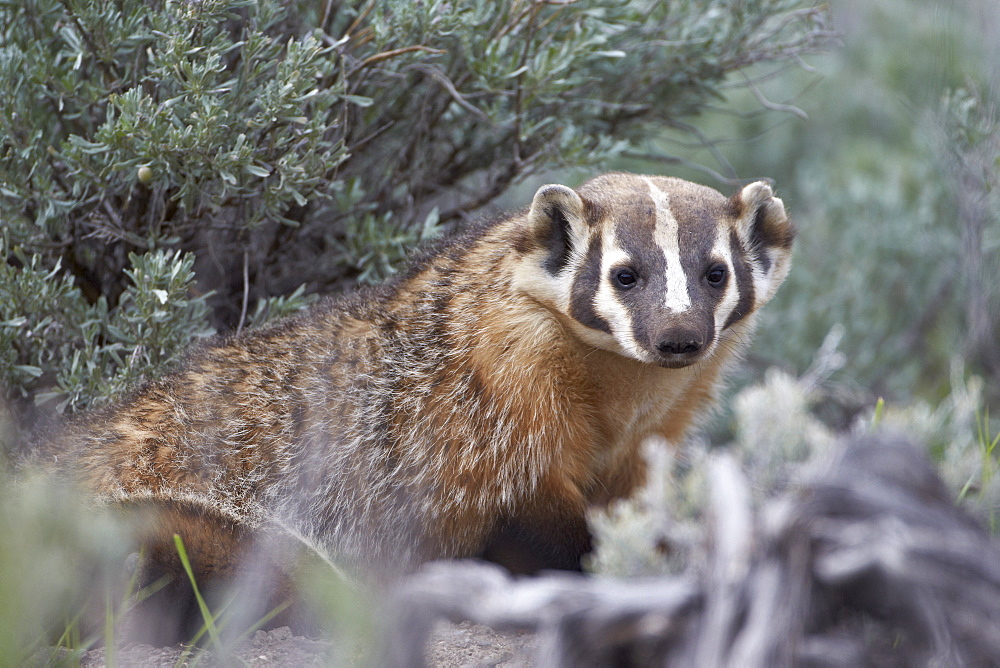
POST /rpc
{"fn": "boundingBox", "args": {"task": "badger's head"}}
[513,172,795,368]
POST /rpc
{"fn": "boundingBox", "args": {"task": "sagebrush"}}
[0,0,835,421]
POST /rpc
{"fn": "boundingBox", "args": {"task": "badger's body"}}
[39,172,794,594]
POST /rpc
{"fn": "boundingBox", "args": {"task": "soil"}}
[60,622,537,667]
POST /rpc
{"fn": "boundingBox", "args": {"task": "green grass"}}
[956,408,1000,532]
[173,534,223,653]
[958,408,999,500]
[872,397,886,427]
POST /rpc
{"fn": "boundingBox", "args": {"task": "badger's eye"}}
[706,266,727,287]
[613,268,638,289]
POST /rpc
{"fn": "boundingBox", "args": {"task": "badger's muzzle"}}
[646,315,715,368]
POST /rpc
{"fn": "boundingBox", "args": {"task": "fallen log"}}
[384,434,1000,666]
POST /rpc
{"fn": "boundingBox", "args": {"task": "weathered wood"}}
[384,434,1000,666]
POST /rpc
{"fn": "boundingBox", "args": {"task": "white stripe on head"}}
[644,178,691,313]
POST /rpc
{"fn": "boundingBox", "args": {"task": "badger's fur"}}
[37,172,794,619]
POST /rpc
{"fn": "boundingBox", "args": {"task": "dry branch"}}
[384,435,1000,666]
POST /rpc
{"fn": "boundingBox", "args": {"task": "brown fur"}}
[34,172,794,636]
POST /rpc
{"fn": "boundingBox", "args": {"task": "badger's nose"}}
[655,329,704,357]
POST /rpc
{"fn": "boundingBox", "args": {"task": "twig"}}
[320,0,337,33]
[350,46,446,76]
[345,0,376,37]
[236,248,249,334]
[665,120,740,181]
[742,72,809,120]
[407,64,490,121]
[622,152,748,187]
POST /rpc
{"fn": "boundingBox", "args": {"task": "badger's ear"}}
[733,181,795,271]
[527,184,588,275]
[733,180,796,303]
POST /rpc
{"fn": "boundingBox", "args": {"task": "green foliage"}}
[173,534,223,651]
[588,351,838,577]
[0,0,833,417]
[0,471,133,664]
[933,85,1000,388]
[0,468,351,663]
[328,179,444,284]
[0,237,212,417]
[957,407,1000,509]
[244,282,319,329]
[589,345,997,577]
[654,0,1000,407]
[765,79,1000,403]
[880,365,1000,530]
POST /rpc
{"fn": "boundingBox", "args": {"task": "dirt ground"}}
[63,622,537,667]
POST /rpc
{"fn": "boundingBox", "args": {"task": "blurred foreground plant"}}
[0,469,133,664]
[589,334,998,577]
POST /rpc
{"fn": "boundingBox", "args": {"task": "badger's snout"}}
[647,316,714,368]
[656,328,704,356]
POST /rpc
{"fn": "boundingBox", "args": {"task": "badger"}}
[37,172,793,630]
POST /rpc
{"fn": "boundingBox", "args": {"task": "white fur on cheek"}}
[593,233,650,362]
[712,234,740,335]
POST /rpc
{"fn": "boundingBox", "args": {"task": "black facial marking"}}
[750,207,773,273]
[512,230,533,255]
[747,201,795,273]
[724,229,756,330]
[591,189,677,353]
[613,200,664,288]
[569,235,611,334]
[688,211,727,304]
[609,190,670,343]
[619,191,728,357]
[541,206,573,275]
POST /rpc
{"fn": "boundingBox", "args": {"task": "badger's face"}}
[514,173,795,368]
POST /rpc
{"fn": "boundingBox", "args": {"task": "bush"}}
[0,244,213,416]
[0,0,835,423]
[646,0,1000,408]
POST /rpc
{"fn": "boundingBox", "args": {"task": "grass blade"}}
[172,534,222,652]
